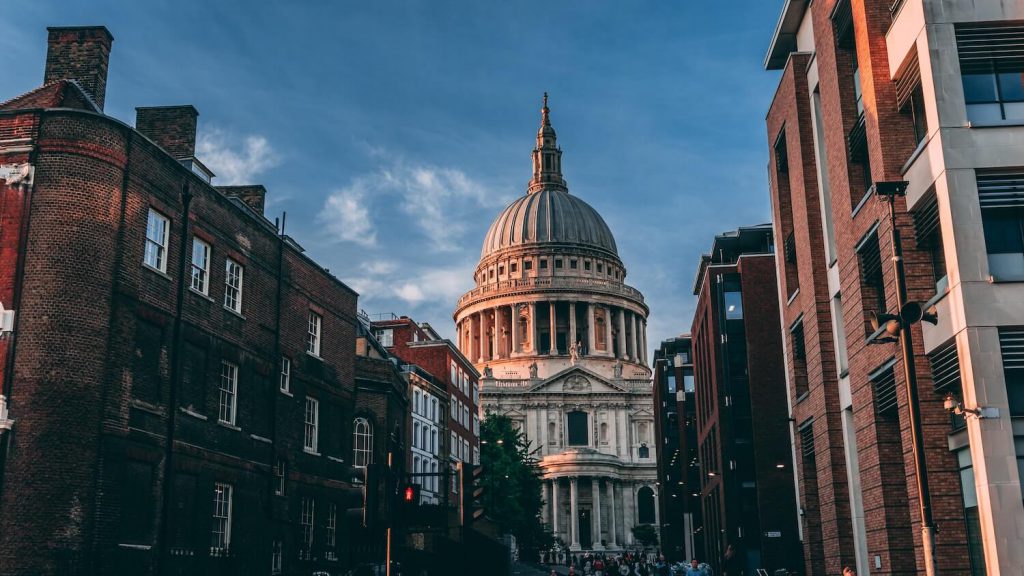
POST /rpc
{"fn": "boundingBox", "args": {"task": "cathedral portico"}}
[454,95,658,553]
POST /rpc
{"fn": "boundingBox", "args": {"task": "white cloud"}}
[197,127,281,185]
[320,185,377,246]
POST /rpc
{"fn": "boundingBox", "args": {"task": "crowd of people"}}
[545,549,723,576]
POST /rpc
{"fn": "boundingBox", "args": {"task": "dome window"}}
[570,260,578,269]
[584,261,591,271]
[524,260,533,271]
[539,259,548,269]
[510,262,518,273]
[597,263,604,273]
[498,265,504,276]
[555,259,563,269]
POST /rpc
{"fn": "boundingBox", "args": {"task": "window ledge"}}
[118,543,153,551]
[142,263,171,281]
[327,455,345,464]
[988,274,1024,284]
[223,306,245,319]
[179,407,207,421]
[839,369,850,379]
[851,187,875,218]
[786,288,801,306]
[131,399,164,416]
[189,287,215,302]
[279,389,293,397]
[217,421,241,432]
[794,391,811,404]
[306,351,323,362]
[968,119,1024,129]
[250,433,272,444]
[303,449,321,456]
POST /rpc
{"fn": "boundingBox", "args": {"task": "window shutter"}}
[894,49,922,110]
[999,328,1024,370]
[955,23,1024,74]
[870,359,900,416]
[912,191,942,248]
[831,0,855,50]
[977,170,1024,209]
[856,230,883,284]
[799,421,815,460]
[928,341,962,393]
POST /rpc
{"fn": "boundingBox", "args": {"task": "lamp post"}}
[871,181,938,576]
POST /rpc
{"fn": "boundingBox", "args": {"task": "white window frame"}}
[271,540,283,574]
[307,311,322,357]
[223,258,243,313]
[190,237,210,294]
[353,417,372,468]
[274,458,286,496]
[211,482,233,554]
[218,361,238,426]
[300,497,315,554]
[279,356,291,393]
[304,397,319,454]
[144,209,170,272]
[326,502,337,548]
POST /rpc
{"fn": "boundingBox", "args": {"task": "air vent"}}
[999,328,1024,370]
[955,22,1024,74]
[977,170,1024,209]
[894,49,922,110]
[912,189,941,248]
[870,358,899,417]
[928,341,962,393]
[799,421,816,460]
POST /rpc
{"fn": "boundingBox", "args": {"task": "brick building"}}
[0,27,368,576]
[369,316,480,498]
[689,225,801,575]
[651,336,701,563]
[764,0,1024,573]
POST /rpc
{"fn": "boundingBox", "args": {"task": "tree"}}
[632,524,659,549]
[478,414,554,557]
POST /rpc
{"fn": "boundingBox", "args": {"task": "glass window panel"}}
[1003,101,1024,121]
[963,73,999,103]
[982,212,1024,254]
[967,103,1004,124]
[998,71,1024,102]
[724,291,743,320]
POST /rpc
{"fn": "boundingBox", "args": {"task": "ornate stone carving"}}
[564,375,590,392]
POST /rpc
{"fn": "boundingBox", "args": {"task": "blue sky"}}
[1,0,783,353]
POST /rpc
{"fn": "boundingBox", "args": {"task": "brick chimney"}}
[218,185,267,215]
[44,26,114,110]
[135,106,199,160]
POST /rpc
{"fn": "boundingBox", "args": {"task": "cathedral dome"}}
[481,188,618,259]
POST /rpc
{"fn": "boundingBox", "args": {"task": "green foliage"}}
[631,524,659,548]
[479,414,554,556]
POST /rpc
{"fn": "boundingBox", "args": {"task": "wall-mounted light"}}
[943,393,998,419]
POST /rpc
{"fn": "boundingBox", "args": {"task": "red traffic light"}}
[403,485,416,502]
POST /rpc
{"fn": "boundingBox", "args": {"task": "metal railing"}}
[457,276,645,308]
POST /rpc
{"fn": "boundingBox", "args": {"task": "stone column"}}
[607,479,618,548]
[568,301,577,351]
[549,301,558,355]
[622,482,635,545]
[651,484,660,528]
[477,312,485,363]
[592,477,604,550]
[617,308,627,359]
[510,304,519,354]
[529,302,538,353]
[492,307,502,359]
[641,320,648,364]
[570,477,580,550]
[630,312,638,362]
[542,481,550,526]
[552,479,560,537]
[587,303,596,355]
[604,306,613,356]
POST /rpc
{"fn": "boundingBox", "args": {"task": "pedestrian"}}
[721,545,742,576]
[683,560,705,576]
[595,557,605,576]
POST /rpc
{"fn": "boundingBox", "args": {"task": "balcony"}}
[456,276,646,309]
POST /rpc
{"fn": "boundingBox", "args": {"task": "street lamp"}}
[868,181,939,576]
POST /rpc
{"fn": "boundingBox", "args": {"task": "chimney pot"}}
[44,26,114,110]
[135,106,199,160]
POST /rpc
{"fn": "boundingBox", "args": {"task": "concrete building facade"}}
[453,97,658,554]
[764,1,1024,574]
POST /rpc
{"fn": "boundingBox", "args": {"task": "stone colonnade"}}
[542,476,658,551]
[457,301,647,366]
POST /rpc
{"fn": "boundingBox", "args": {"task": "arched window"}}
[600,422,609,444]
[638,443,650,459]
[637,422,648,443]
[548,421,557,445]
[567,411,589,446]
[353,417,373,468]
[637,486,655,524]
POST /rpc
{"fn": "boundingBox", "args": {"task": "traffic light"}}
[402,483,420,504]
[458,462,485,526]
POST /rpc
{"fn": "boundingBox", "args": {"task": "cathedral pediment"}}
[527,366,628,394]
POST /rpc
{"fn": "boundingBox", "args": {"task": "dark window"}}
[666,374,677,394]
[870,359,900,418]
[133,320,164,404]
[539,259,548,269]
[774,130,789,174]
[857,229,887,326]
[637,486,656,524]
[999,329,1024,417]
[638,443,650,459]
[597,263,603,273]
[956,24,1024,123]
[584,261,591,271]
[524,260,533,271]
[510,262,518,273]
[181,342,207,412]
[555,259,563,269]
[498,265,504,275]
[977,170,1024,280]
[724,290,743,320]
[120,461,155,544]
[567,411,588,446]
[792,320,809,398]
[570,260,578,269]
[904,85,928,145]
[683,369,695,393]
[912,191,948,289]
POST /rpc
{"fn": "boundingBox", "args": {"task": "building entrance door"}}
[579,508,592,549]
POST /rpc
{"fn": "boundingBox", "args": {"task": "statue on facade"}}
[569,341,580,365]
[613,359,623,379]
[529,361,538,379]
[483,365,493,379]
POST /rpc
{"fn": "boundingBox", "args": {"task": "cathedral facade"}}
[453,96,658,552]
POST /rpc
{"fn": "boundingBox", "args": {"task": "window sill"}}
[118,543,153,551]
[794,391,811,404]
[131,399,164,416]
[306,351,323,362]
[179,407,207,421]
[988,274,1024,284]
[189,287,215,302]
[968,119,1024,129]
[327,455,345,464]
[899,136,930,175]
[217,421,241,432]
[851,187,875,218]
[142,263,171,281]
[250,433,272,444]
[223,306,245,319]
[786,288,800,306]
[303,449,321,456]
[279,389,293,397]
